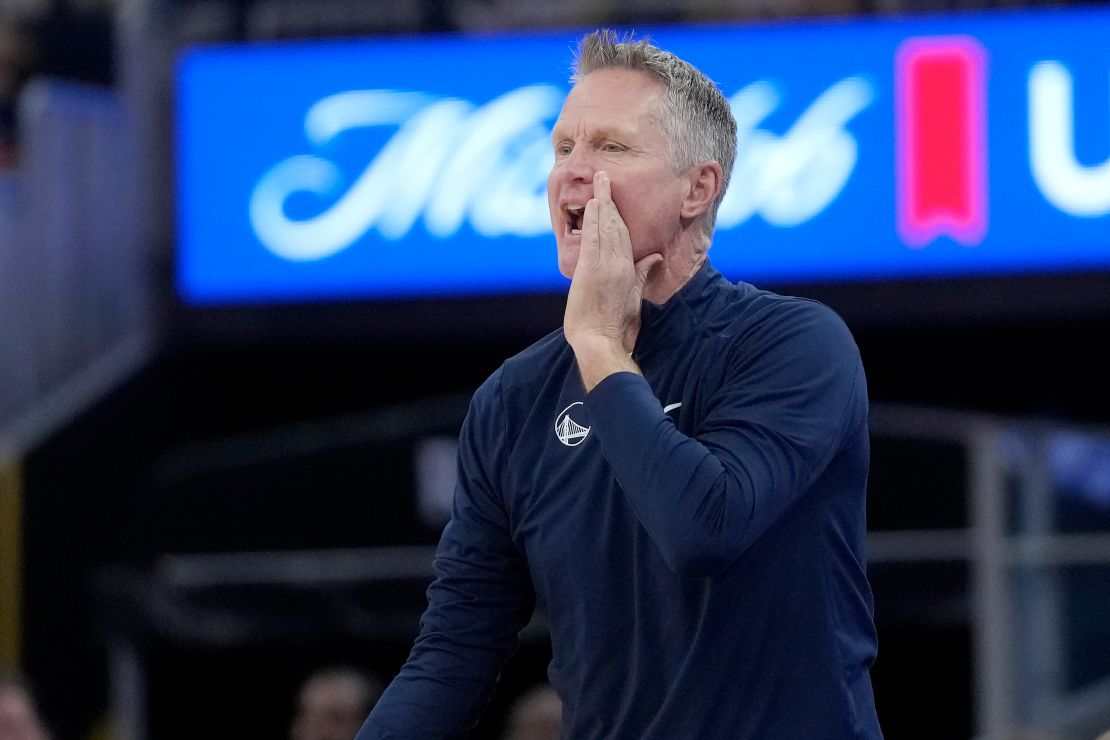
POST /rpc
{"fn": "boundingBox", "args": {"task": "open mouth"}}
[565,204,585,235]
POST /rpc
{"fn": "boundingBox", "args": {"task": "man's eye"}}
[603,143,623,152]
[557,144,573,155]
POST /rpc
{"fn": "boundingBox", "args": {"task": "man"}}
[290,667,382,740]
[501,684,561,740]
[0,674,51,740]
[357,30,881,738]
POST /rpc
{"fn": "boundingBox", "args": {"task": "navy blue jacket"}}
[357,264,882,739]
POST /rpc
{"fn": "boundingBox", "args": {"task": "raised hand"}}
[564,171,663,390]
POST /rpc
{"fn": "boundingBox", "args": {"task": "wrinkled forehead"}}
[553,69,668,137]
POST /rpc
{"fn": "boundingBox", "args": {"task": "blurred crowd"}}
[1,665,561,740]
[0,21,29,168]
[288,666,561,740]
[0,0,112,168]
[0,674,50,740]
[289,667,383,740]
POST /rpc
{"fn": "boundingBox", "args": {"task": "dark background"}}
[6,0,1110,736]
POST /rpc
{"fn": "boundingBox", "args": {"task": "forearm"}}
[358,373,535,738]
[356,542,535,739]
[586,372,752,576]
[570,334,641,391]
[357,664,500,739]
[357,614,525,737]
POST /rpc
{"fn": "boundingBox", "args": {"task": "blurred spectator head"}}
[0,23,34,93]
[0,673,50,740]
[289,666,383,740]
[0,22,35,168]
[501,683,561,740]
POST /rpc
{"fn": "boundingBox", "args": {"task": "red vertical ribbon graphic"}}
[896,36,988,247]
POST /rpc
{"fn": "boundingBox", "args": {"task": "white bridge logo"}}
[248,78,874,262]
[554,402,590,447]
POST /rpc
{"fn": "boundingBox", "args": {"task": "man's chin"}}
[557,245,579,280]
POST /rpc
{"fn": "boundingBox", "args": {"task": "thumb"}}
[634,253,664,288]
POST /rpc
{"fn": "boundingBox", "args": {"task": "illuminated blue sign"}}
[176,7,1110,305]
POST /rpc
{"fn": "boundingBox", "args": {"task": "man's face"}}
[548,68,688,278]
[289,678,364,740]
[0,688,48,740]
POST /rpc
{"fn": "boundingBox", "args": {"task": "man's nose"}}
[558,147,594,184]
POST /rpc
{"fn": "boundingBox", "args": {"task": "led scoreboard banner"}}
[176,7,1110,305]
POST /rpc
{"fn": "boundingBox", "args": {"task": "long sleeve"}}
[356,369,535,739]
[585,300,867,578]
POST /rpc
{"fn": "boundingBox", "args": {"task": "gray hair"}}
[572,29,737,237]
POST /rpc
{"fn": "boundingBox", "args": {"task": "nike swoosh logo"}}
[663,402,682,414]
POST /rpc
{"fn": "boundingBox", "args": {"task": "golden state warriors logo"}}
[554,402,590,447]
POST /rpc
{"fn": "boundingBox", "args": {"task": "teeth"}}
[565,203,586,236]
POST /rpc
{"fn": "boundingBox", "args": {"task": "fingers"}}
[581,198,601,266]
[581,171,609,243]
[580,171,619,266]
[634,253,664,286]
[594,171,618,236]
[594,169,612,203]
[591,171,631,260]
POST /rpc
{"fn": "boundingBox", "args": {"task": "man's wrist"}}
[570,335,640,392]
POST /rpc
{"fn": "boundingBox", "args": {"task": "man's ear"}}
[680,161,724,221]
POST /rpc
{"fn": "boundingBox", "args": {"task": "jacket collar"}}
[634,260,727,361]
